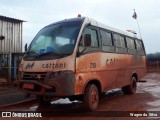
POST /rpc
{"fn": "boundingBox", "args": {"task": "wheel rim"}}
[90,87,99,109]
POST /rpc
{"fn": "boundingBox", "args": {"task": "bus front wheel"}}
[36,96,51,106]
[83,84,99,111]
[122,77,137,94]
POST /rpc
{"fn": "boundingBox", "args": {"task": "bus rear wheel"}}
[122,77,137,94]
[83,84,99,111]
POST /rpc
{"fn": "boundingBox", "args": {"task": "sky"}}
[0,0,160,53]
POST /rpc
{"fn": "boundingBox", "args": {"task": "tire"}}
[83,84,99,111]
[122,77,137,94]
[36,96,51,106]
[68,97,76,102]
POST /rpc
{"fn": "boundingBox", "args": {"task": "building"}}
[0,15,24,84]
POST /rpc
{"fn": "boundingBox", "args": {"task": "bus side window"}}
[78,27,100,54]
[135,40,145,56]
[81,28,99,47]
[126,37,136,55]
[100,30,114,52]
[114,34,127,54]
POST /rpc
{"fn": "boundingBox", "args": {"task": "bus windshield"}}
[26,21,82,58]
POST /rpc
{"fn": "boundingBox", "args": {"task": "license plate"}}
[23,83,34,89]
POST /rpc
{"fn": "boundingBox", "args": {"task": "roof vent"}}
[126,30,137,34]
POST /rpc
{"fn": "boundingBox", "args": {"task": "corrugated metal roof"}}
[0,15,25,23]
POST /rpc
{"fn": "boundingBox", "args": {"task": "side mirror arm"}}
[78,47,87,57]
[25,43,28,52]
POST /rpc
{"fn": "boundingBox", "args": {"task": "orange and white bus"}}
[19,16,146,111]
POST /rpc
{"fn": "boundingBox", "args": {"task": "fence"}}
[147,61,160,73]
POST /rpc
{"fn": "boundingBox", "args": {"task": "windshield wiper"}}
[25,51,37,54]
[36,51,63,58]
[24,51,38,56]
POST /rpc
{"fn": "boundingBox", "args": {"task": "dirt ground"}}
[0,73,160,120]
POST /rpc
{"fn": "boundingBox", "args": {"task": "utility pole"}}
[132,9,142,39]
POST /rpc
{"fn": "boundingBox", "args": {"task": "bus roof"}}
[83,17,140,39]
[46,17,140,40]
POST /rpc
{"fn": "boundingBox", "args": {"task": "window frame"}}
[135,39,143,50]
[80,26,100,48]
[77,24,146,56]
[99,28,115,53]
[77,25,101,55]
[113,33,127,54]
[100,29,113,47]
[126,37,137,55]
[126,37,136,50]
[114,34,126,48]
[135,39,145,56]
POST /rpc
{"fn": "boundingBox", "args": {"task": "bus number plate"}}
[23,83,34,89]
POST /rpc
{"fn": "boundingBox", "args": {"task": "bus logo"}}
[25,62,35,70]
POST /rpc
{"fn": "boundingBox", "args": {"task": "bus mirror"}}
[86,23,91,26]
[25,43,28,52]
[84,34,91,47]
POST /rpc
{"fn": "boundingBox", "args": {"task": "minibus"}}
[19,16,146,111]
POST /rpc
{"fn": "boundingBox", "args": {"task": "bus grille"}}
[22,72,47,81]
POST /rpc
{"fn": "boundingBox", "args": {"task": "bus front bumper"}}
[19,73,75,96]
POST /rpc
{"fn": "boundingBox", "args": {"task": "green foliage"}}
[147,52,160,61]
